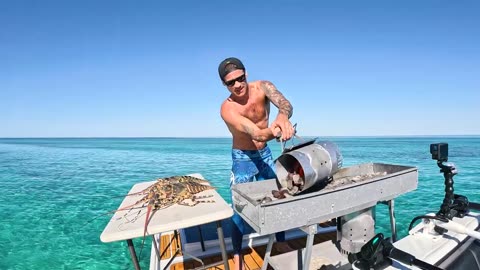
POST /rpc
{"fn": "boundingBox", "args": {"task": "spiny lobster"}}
[94,175,217,260]
[116,175,216,238]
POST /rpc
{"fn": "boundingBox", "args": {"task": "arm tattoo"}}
[260,81,293,118]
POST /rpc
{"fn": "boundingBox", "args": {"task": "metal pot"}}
[275,138,343,194]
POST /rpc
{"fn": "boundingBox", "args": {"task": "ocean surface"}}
[0,137,479,269]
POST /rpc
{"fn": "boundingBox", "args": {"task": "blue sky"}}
[1,1,479,137]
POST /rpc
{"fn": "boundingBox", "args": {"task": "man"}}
[218,57,295,270]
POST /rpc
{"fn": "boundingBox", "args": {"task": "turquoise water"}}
[0,137,479,269]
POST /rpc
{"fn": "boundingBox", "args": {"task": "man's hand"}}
[271,126,282,141]
[271,114,295,141]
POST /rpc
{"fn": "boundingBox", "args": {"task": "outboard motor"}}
[275,138,343,195]
[337,208,376,255]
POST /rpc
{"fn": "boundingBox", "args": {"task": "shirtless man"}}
[218,57,295,270]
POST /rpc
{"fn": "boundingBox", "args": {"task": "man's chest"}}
[240,99,269,123]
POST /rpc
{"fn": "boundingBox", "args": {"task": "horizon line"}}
[1,134,480,139]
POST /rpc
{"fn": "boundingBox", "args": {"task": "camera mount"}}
[430,143,469,220]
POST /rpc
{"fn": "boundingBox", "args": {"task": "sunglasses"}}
[225,75,246,87]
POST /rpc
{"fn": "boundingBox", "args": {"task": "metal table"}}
[100,173,233,270]
[232,163,418,270]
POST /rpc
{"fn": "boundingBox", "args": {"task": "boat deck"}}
[156,230,337,270]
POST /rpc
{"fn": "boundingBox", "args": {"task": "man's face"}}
[223,69,247,97]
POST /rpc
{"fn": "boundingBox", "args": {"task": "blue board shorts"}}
[230,145,285,254]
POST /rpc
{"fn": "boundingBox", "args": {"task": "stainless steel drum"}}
[275,138,343,194]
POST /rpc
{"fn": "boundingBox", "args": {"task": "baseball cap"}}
[218,57,245,81]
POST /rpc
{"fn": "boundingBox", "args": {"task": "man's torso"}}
[224,81,271,150]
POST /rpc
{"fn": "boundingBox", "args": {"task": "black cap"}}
[218,57,245,81]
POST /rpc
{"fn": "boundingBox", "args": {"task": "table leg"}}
[152,235,161,266]
[261,234,275,270]
[126,239,141,270]
[302,224,316,270]
[216,220,230,270]
[388,200,397,242]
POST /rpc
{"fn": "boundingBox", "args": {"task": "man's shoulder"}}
[251,80,275,90]
[220,98,235,116]
[220,103,241,125]
[221,97,233,108]
[250,80,264,86]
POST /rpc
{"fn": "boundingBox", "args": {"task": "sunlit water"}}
[0,137,479,269]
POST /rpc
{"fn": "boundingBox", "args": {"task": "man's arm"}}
[260,80,293,118]
[259,80,294,140]
[221,104,277,142]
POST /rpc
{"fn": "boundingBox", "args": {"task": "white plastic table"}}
[100,174,233,270]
